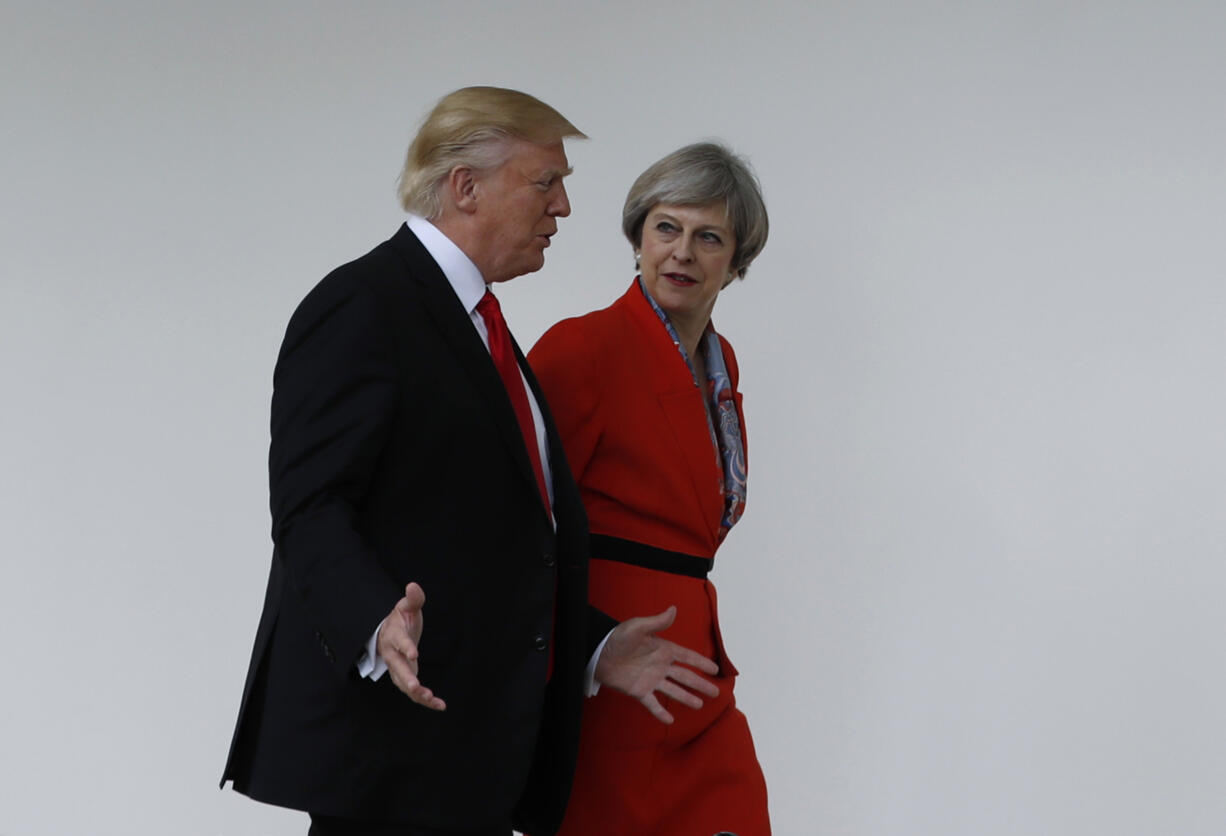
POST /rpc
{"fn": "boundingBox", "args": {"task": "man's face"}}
[473,139,572,283]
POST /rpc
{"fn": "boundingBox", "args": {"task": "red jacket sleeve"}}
[529,319,604,482]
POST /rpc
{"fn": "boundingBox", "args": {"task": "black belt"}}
[589,534,711,579]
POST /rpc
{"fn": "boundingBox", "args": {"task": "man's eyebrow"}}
[543,166,574,179]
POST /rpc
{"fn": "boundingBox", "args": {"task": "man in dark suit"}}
[221,87,720,836]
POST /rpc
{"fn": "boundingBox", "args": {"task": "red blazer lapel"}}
[620,286,726,547]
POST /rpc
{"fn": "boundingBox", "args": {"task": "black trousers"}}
[308,813,512,836]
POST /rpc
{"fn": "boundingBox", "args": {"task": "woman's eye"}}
[656,221,676,232]
[700,232,722,244]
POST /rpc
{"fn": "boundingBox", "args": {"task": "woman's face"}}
[637,202,736,333]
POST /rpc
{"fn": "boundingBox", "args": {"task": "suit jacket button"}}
[542,551,556,567]
[533,634,548,652]
[316,631,334,662]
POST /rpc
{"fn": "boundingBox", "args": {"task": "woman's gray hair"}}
[622,142,769,279]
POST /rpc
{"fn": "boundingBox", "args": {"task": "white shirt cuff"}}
[584,629,614,697]
[357,618,389,681]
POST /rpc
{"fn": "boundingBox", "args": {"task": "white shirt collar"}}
[405,214,487,314]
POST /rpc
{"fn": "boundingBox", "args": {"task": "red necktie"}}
[476,290,552,519]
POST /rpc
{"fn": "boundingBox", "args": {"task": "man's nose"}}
[549,184,571,217]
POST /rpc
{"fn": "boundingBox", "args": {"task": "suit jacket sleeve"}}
[268,275,401,675]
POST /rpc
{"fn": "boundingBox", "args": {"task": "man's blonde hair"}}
[397,86,585,219]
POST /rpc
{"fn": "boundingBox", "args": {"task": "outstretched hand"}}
[595,605,720,724]
[376,582,446,711]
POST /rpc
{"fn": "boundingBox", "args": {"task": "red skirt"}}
[554,557,771,836]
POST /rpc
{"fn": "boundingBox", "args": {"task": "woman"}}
[529,142,771,835]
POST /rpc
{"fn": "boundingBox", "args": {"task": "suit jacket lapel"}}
[520,340,575,528]
[389,226,549,522]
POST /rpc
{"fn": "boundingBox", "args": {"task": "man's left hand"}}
[595,605,720,724]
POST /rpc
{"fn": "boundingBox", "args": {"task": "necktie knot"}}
[476,289,500,319]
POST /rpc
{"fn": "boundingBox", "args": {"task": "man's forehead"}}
[507,139,571,174]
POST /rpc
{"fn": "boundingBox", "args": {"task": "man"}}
[220,87,719,836]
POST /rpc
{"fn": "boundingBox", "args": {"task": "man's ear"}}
[447,166,480,214]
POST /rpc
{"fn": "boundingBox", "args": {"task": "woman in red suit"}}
[529,142,771,836]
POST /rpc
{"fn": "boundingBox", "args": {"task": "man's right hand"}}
[377,582,446,711]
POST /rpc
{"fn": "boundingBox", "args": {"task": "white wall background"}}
[2,2,1223,834]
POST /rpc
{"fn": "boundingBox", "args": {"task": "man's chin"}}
[518,255,547,277]
[491,258,545,283]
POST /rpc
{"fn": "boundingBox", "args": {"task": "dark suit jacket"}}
[221,224,613,834]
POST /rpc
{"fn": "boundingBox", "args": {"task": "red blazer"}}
[529,280,746,561]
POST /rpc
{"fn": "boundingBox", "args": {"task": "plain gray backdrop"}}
[2,2,1223,834]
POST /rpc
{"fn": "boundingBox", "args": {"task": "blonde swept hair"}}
[397,86,585,219]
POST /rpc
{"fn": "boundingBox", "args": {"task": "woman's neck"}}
[670,310,711,362]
